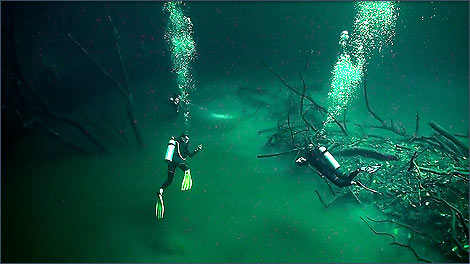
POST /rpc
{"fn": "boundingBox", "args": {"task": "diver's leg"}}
[160,163,176,191]
[178,163,189,171]
[346,168,361,182]
[179,163,192,191]
[328,169,360,188]
[330,176,350,188]
[157,163,176,219]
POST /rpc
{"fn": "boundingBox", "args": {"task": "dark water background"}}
[2,1,468,262]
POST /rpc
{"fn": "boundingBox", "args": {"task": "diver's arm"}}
[188,144,203,157]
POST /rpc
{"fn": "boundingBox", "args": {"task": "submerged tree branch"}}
[257,149,301,159]
[315,189,338,208]
[363,76,408,137]
[360,217,432,263]
[429,121,468,156]
[263,61,348,135]
[366,216,440,244]
[106,10,143,148]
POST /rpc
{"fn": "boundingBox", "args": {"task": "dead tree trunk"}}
[5,10,103,155]
[106,9,143,148]
[67,10,143,149]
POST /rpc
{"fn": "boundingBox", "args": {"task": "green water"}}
[2,1,468,263]
[1,90,447,262]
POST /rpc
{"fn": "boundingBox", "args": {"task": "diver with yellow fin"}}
[156,131,203,219]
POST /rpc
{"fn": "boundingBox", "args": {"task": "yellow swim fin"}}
[181,169,192,191]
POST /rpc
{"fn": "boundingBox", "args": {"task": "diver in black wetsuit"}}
[169,93,181,113]
[161,132,202,192]
[156,132,202,219]
[296,143,371,188]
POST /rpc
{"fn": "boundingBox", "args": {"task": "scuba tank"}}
[319,146,341,169]
[164,137,176,162]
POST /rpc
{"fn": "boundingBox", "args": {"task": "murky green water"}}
[2,1,468,262]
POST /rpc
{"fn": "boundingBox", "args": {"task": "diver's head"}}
[340,30,349,41]
[180,131,190,143]
[339,30,349,49]
[307,143,315,151]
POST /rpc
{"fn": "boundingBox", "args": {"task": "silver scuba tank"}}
[319,146,341,169]
[164,137,176,162]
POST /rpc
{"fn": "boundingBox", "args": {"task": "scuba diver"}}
[156,131,203,219]
[295,143,381,192]
[168,93,181,113]
[339,30,349,54]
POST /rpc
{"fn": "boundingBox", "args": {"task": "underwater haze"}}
[2,1,469,263]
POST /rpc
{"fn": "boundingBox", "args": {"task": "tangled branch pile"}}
[258,64,469,262]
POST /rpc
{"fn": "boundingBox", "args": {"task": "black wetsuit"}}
[160,138,199,191]
[299,147,361,187]
[169,94,181,113]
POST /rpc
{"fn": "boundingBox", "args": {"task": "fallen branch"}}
[68,21,142,149]
[315,189,338,208]
[263,61,348,135]
[308,164,336,196]
[354,180,381,194]
[6,13,100,155]
[257,149,301,159]
[407,151,418,172]
[17,67,107,154]
[419,166,469,182]
[91,105,129,143]
[33,117,88,155]
[454,133,469,139]
[258,125,305,134]
[360,217,432,263]
[287,109,295,147]
[67,32,125,96]
[434,134,463,157]
[363,76,408,137]
[429,194,468,239]
[106,11,143,148]
[338,147,399,161]
[414,112,420,136]
[366,216,440,244]
[348,187,361,204]
[451,211,467,253]
[429,121,468,156]
[300,78,318,132]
